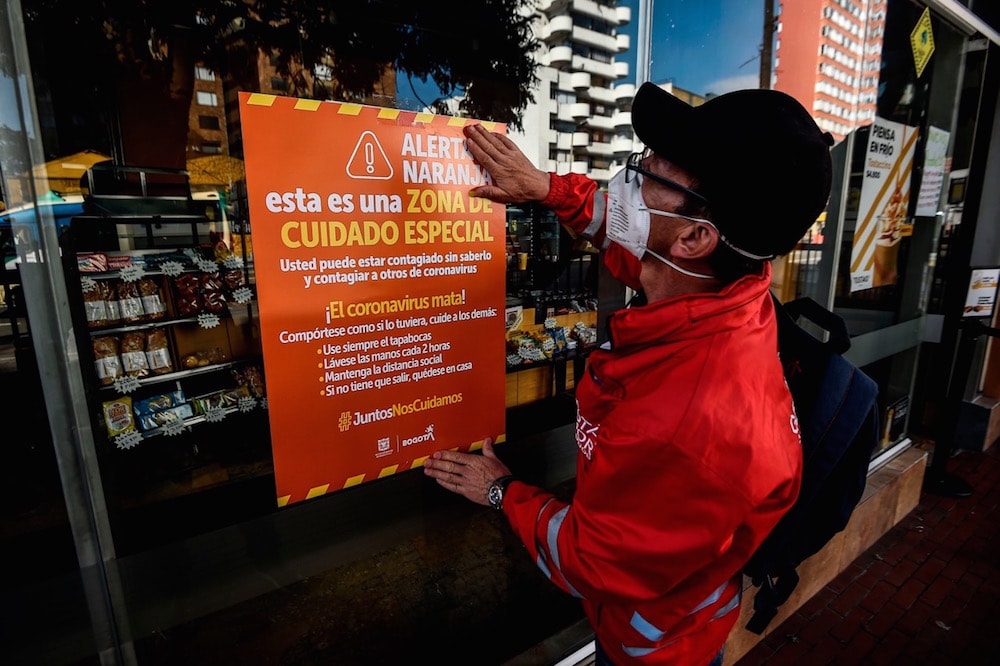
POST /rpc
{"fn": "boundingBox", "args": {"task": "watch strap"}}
[489,475,516,510]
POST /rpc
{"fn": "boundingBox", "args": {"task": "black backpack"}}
[742,295,880,635]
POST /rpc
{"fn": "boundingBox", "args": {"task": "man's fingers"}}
[464,124,506,162]
[496,133,520,152]
[481,437,496,460]
[471,186,513,203]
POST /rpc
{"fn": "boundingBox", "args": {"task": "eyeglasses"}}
[625,151,710,209]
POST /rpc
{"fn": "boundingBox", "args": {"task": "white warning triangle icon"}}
[346,131,394,180]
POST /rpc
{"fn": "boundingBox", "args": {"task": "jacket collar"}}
[606,264,773,351]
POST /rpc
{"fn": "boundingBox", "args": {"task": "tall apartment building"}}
[511,0,639,187]
[188,64,228,160]
[774,0,886,142]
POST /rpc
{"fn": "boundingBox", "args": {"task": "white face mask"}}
[605,169,715,280]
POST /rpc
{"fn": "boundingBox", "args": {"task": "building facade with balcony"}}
[775,0,886,142]
[511,0,639,187]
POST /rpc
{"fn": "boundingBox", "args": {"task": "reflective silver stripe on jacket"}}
[582,190,606,240]
[534,504,583,598]
[621,582,741,657]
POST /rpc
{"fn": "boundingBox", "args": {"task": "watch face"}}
[488,483,503,509]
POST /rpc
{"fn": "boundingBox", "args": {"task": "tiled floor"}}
[736,443,1000,665]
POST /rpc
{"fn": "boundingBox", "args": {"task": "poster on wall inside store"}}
[239,92,506,507]
[915,125,950,217]
[849,116,919,292]
[963,268,1000,318]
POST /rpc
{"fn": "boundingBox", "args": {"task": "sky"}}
[623,0,767,97]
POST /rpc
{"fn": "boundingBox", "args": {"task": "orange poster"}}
[239,93,506,507]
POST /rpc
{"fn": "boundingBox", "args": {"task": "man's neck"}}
[640,258,723,303]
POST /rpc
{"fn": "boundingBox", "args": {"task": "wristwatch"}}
[487,475,515,510]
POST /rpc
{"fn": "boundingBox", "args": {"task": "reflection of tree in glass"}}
[22,1,539,169]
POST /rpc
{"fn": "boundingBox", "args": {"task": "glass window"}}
[5,1,616,661]
[6,0,989,661]
[195,91,218,106]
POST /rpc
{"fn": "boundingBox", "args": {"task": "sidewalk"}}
[736,443,1000,665]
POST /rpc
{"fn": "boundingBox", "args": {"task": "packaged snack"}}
[82,279,110,328]
[548,326,569,354]
[106,255,134,271]
[137,403,194,431]
[102,396,135,435]
[200,274,227,313]
[181,346,226,369]
[120,331,150,377]
[117,281,144,323]
[103,280,122,326]
[191,386,251,414]
[176,293,203,316]
[213,240,232,261]
[173,273,200,295]
[133,390,186,416]
[222,267,245,292]
[145,328,174,375]
[138,278,166,320]
[77,253,108,273]
[232,364,265,397]
[144,251,195,271]
[92,336,123,386]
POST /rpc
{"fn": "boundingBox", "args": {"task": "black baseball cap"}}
[630,82,834,259]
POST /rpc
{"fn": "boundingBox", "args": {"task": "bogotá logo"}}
[401,424,435,447]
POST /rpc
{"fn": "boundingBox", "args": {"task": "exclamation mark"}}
[365,142,375,174]
[462,289,466,304]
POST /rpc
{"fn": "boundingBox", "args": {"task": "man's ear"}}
[671,222,719,260]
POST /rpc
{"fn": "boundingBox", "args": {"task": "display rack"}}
[502,204,600,407]
[59,165,271,549]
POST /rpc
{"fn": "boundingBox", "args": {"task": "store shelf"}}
[97,359,250,391]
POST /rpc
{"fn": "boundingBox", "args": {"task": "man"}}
[423,82,834,665]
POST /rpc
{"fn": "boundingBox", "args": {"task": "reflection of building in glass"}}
[188,65,228,160]
[774,0,885,142]
[511,0,636,187]
[185,52,395,190]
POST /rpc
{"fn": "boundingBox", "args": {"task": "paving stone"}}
[735,445,999,665]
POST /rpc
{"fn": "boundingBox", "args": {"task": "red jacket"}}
[502,173,802,664]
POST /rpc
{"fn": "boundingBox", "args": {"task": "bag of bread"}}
[118,281,144,323]
[93,336,123,386]
[82,279,110,328]
[103,280,122,326]
[139,277,167,320]
[145,328,174,375]
[120,331,150,377]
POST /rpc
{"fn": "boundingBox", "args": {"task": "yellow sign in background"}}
[910,7,935,78]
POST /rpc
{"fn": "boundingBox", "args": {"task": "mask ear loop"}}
[639,245,715,280]
[636,205,716,279]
